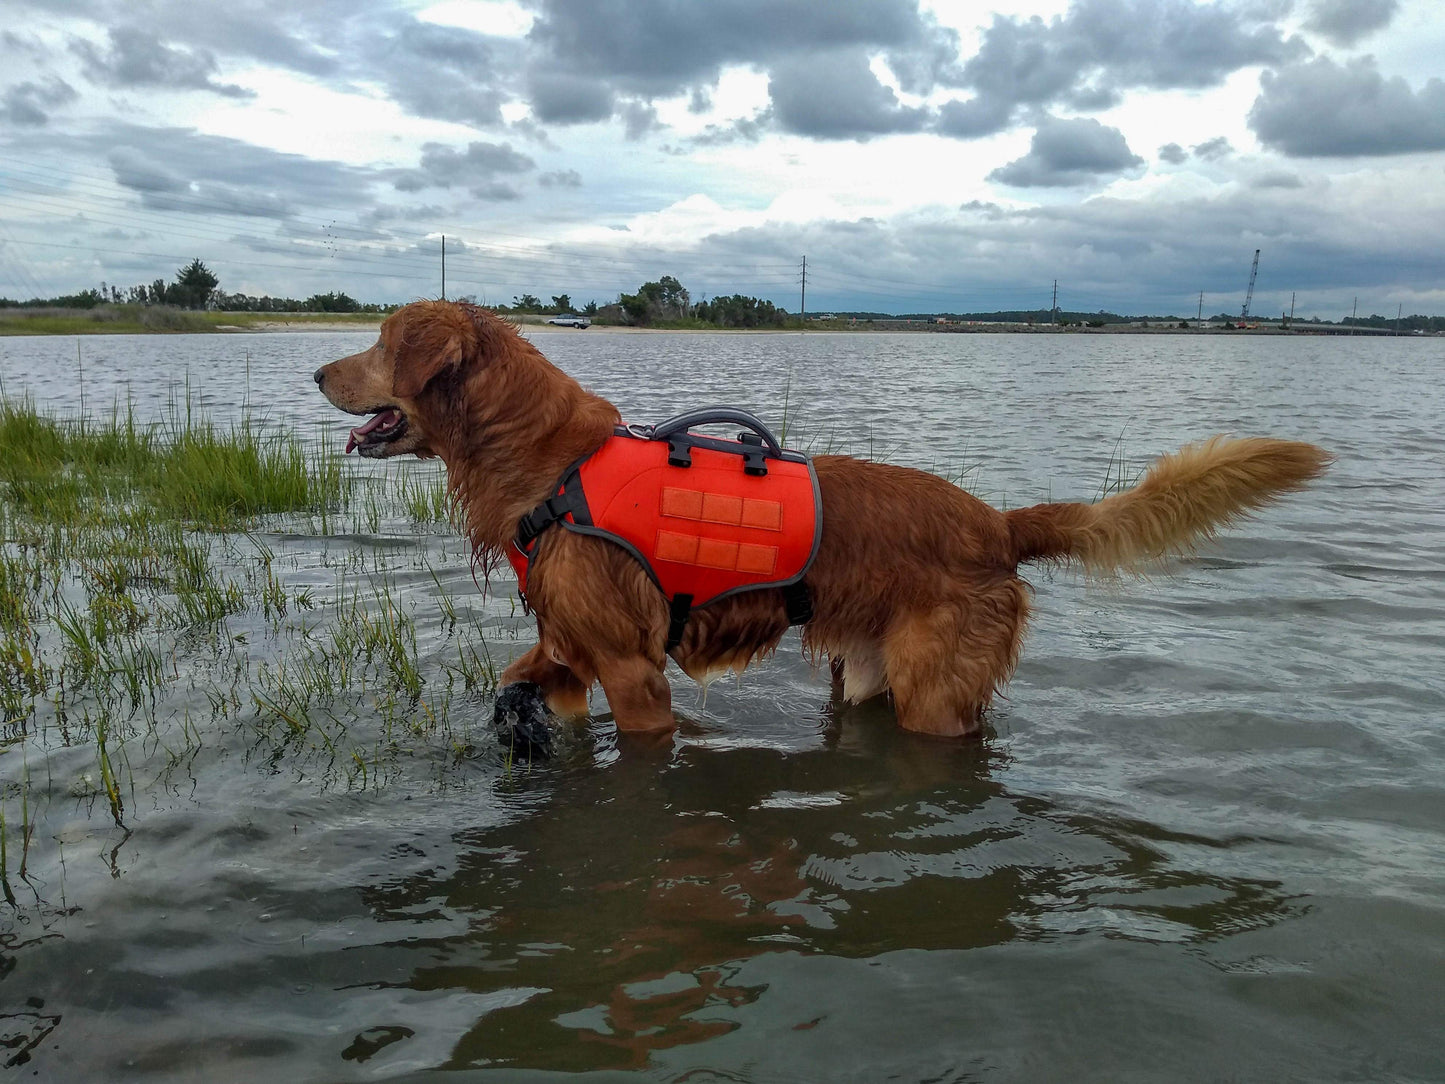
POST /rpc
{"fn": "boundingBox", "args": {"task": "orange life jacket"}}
[508,409,820,649]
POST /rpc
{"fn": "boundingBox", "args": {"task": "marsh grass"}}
[0,306,384,337]
[0,393,499,904]
[0,305,213,336]
[0,395,347,529]
[1093,430,1145,502]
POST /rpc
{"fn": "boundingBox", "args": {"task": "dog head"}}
[313,300,488,459]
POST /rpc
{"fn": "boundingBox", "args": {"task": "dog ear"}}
[391,304,475,399]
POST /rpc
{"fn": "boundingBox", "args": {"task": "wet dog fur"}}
[315,300,1330,743]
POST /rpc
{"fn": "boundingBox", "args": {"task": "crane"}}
[1241,249,1260,320]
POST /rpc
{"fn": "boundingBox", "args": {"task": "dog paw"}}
[492,681,554,761]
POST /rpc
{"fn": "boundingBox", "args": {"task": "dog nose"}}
[313,367,325,387]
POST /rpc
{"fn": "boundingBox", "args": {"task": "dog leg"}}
[500,644,591,718]
[492,644,593,761]
[596,654,674,732]
[884,584,1029,737]
[825,647,887,704]
[492,681,555,760]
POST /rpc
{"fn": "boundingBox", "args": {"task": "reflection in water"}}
[356,709,1297,1073]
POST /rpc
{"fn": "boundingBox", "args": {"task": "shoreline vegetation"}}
[0,392,500,888]
[3,306,1437,337]
[0,305,389,336]
[4,259,1440,336]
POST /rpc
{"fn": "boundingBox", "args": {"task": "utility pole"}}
[1197,291,1204,326]
[1396,302,1402,336]
[441,235,446,300]
[1351,296,1357,335]
[1051,279,1058,324]
[799,255,807,323]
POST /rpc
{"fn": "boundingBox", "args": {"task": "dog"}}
[315,300,1330,752]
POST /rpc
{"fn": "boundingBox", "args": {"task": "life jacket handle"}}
[647,407,785,459]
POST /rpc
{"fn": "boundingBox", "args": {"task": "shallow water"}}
[2,329,1443,1082]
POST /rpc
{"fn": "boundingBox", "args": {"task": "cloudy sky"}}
[2,0,1443,318]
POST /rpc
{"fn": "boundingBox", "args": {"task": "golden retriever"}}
[315,300,1329,751]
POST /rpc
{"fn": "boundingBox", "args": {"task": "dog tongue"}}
[345,409,400,454]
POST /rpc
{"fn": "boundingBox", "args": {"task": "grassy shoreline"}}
[0,306,386,336]
[0,394,506,897]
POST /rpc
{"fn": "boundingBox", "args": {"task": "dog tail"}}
[1005,436,1331,573]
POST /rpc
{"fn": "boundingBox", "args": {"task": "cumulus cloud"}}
[1157,136,1232,164]
[9,0,343,77]
[933,95,1013,139]
[66,123,384,222]
[71,27,253,97]
[520,0,957,140]
[1304,0,1400,46]
[989,116,1143,187]
[528,73,614,124]
[620,100,660,140]
[0,77,78,127]
[0,0,1318,151]
[368,21,509,127]
[392,141,536,200]
[689,110,774,147]
[768,49,928,139]
[109,147,187,194]
[109,146,291,217]
[0,0,1317,151]
[525,0,960,100]
[945,0,1307,137]
[1192,136,1233,160]
[1249,57,1445,156]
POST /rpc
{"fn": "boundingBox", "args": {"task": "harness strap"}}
[515,480,588,552]
[665,581,812,655]
[782,580,814,626]
[665,594,694,653]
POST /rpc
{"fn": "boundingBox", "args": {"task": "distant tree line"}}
[214,291,386,313]
[8,263,1442,332]
[0,259,391,314]
[1342,313,1445,333]
[487,275,793,329]
[498,293,597,316]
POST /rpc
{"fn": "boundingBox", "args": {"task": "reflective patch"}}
[662,487,783,532]
[655,530,778,575]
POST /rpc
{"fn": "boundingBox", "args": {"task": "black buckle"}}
[516,492,572,550]
[667,438,692,468]
[738,431,768,476]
